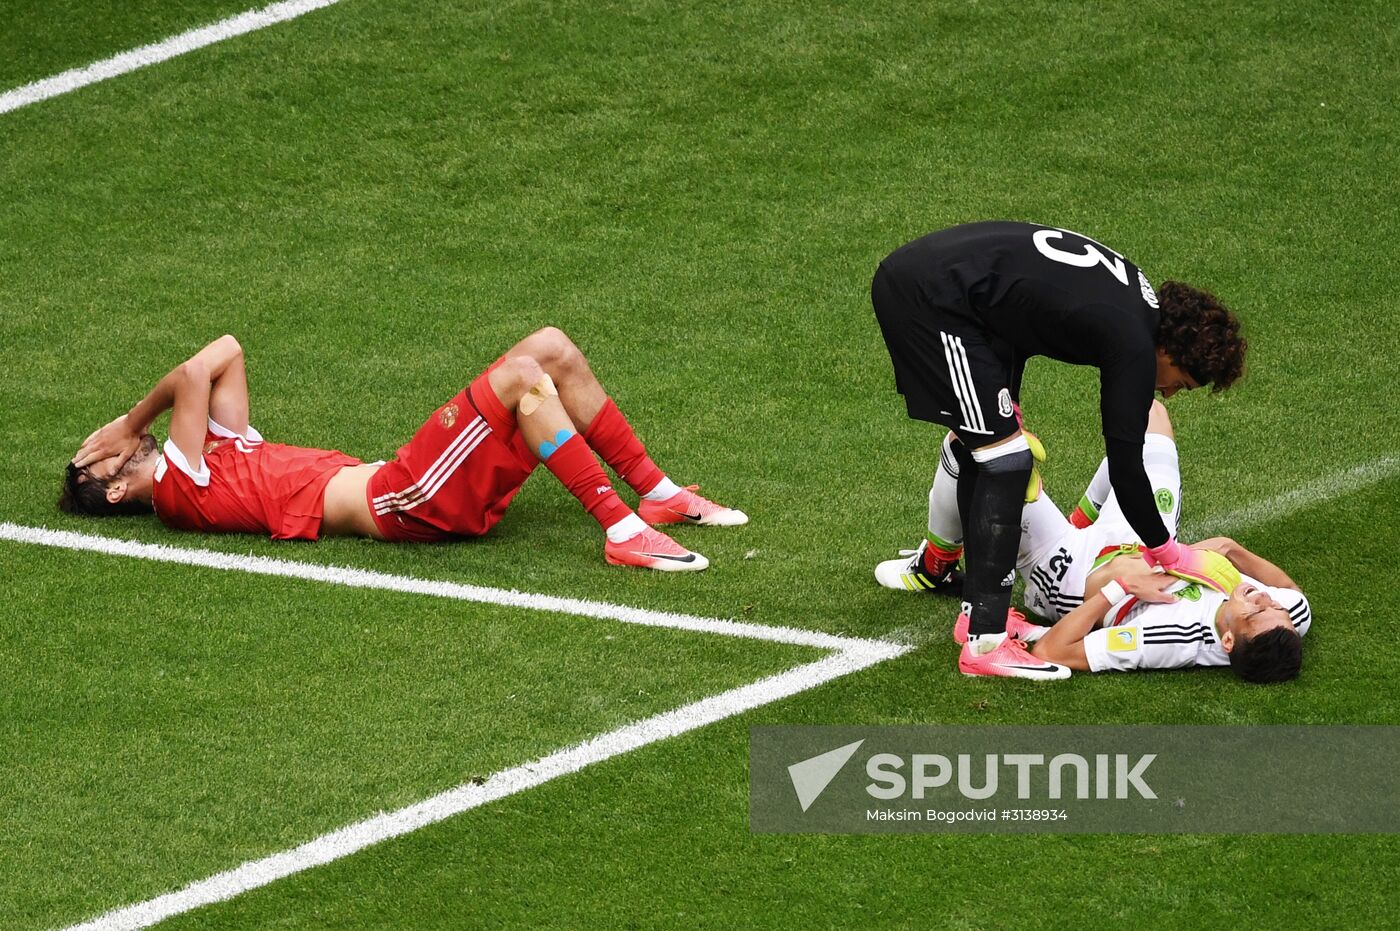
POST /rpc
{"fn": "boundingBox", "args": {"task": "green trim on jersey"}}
[1092,543,1143,573]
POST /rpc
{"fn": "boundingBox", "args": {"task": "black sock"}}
[962,448,1034,637]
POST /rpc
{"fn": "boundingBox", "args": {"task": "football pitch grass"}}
[2,0,1398,927]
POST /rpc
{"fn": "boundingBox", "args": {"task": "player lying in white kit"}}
[877,401,1310,683]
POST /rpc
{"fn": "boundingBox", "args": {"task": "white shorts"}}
[1018,434,1182,621]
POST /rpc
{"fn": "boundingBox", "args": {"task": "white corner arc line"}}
[60,646,904,931]
[0,523,885,653]
[0,0,344,115]
[0,522,909,929]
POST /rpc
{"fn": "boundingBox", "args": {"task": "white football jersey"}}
[1021,511,1129,620]
[1019,435,1184,622]
[1082,575,1312,673]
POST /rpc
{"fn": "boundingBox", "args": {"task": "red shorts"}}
[367,370,536,542]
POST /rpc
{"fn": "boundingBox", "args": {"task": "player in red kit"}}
[62,329,746,570]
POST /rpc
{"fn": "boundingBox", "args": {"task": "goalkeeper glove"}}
[1008,403,1045,503]
[1143,539,1240,595]
[1023,429,1045,503]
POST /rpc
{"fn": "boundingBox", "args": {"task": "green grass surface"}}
[0,1,260,89]
[2,0,1398,927]
[0,542,812,928]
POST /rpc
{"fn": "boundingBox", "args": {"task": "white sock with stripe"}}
[1082,457,1111,514]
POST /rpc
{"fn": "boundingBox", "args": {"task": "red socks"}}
[925,539,964,568]
[541,433,633,530]
[538,398,668,533]
[583,398,665,496]
[536,397,667,535]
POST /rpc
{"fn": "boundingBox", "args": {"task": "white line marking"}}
[0,523,874,652]
[62,648,900,931]
[0,522,909,930]
[1182,454,1400,538]
[0,0,344,115]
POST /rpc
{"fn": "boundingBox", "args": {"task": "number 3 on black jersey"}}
[1032,228,1130,286]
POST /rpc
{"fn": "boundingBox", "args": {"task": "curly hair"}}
[1155,281,1246,392]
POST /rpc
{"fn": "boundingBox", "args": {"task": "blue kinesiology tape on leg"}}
[538,429,575,460]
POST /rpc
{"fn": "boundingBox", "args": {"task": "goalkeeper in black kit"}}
[871,221,1246,680]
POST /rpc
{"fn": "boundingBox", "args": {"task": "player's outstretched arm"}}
[1191,537,1299,591]
[74,335,244,469]
[1033,573,1178,670]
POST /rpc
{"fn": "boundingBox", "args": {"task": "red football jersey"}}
[151,419,362,540]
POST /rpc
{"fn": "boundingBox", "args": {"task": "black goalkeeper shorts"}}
[871,261,1022,445]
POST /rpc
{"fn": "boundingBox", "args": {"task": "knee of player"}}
[526,326,583,372]
[496,355,548,401]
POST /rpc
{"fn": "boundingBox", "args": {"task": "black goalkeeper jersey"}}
[878,220,1171,547]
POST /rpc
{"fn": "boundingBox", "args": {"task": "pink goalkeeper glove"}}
[1143,538,1234,594]
[1143,537,1184,569]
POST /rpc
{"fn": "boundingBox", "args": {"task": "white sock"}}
[642,476,682,501]
[1083,458,1111,512]
[605,512,648,543]
[967,631,1007,655]
[928,434,964,547]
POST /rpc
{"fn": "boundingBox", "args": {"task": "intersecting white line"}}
[0,523,907,930]
[20,449,1388,923]
[0,0,345,115]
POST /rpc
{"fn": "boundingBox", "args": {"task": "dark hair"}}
[1229,626,1302,684]
[1155,281,1246,392]
[57,461,153,517]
